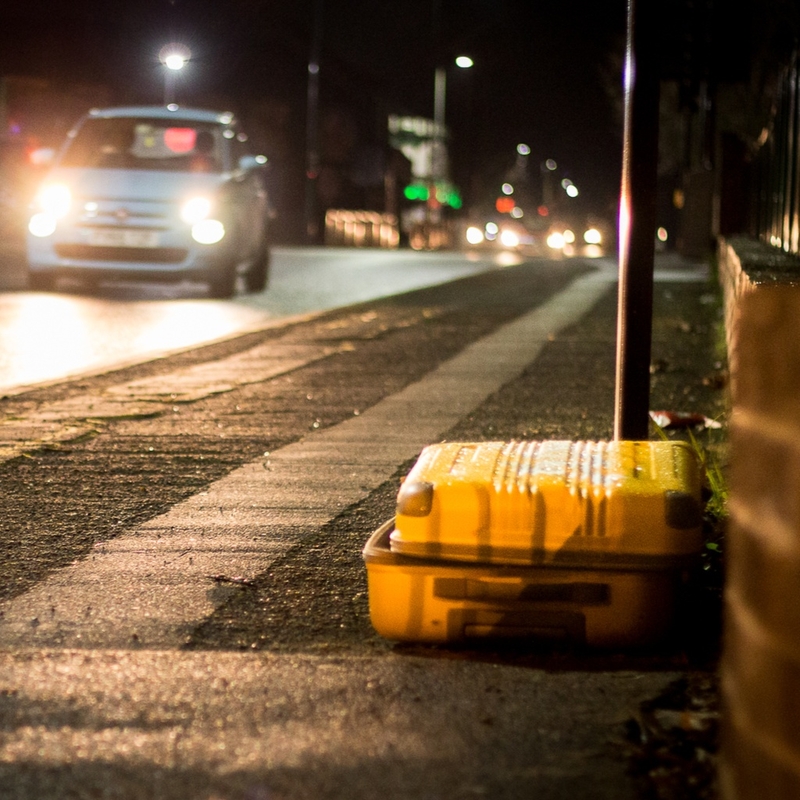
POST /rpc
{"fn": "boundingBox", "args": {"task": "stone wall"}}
[718,237,800,797]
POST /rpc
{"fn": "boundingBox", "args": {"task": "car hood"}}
[44,168,227,202]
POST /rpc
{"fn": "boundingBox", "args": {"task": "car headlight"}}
[500,229,520,248]
[28,212,58,237]
[465,226,484,245]
[180,196,213,224]
[584,227,602,245]
[547,231,565,249]
[36,183,72,217]
[192,219,225,244]
[181,196,226,243]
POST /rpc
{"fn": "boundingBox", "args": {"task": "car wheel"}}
[244,240,270,293]
[29,271,56,291]
[207,260,237,299]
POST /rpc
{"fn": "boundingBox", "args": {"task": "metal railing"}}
[753,50,800,254]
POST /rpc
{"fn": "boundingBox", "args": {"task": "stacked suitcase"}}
[363,439,704,648]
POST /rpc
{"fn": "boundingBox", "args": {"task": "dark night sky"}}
[0,0,628,222]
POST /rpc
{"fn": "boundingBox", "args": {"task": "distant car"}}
[545,216,614,258]
[462,219,537,252]
[26,106,271,297]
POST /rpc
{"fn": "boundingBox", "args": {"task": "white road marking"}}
[0,269,617,648]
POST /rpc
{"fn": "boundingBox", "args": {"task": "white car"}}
[26,105,271,297]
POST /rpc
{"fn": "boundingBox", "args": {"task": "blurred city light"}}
[465,225,484,245]
[500,229,520,248]
[159,43,191,70]
[501,183,514,195]
[455,55,474,69]
[517,143,531,156]
[404,181,462,209]
[584,245,603,259]
[404,183,430,201]
[165,54,186,70]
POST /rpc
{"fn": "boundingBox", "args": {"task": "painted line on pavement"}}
[0,269,617,649]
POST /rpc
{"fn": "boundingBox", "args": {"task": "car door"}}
[228,129,268,261]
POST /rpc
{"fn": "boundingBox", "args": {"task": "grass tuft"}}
[653,421,728,583]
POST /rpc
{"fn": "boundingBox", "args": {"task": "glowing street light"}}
[432,55,474,186]
[164,52,188,71]
[159,43,191,106]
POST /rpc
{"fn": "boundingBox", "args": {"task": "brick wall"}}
[718,238,800,797]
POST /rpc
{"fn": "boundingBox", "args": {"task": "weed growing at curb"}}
[654,421,728,597]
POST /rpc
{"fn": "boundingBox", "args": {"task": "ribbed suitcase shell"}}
[364,520,685,647]
[389,440,703,567]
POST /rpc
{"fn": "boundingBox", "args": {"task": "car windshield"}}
[60,117,224,173]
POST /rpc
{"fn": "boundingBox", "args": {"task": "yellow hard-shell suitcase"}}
[390,440,703,568]
[363,440,704,646]
[364,520,686,647]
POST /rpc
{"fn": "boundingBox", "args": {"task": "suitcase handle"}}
[434,577,610,605]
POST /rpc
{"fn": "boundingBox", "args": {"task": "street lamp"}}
[429,55,473,239]
[305,0,323,243]
[159,43,191,106]
[431,55,473,187]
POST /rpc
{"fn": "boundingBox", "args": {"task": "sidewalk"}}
[0,254,725,799]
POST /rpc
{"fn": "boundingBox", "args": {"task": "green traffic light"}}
[403,182,461,208]
[404,184,430,201]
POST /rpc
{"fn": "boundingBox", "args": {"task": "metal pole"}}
[613,0,659,440]
[433,66,446,181]
[431,65,446,203]
[424,0,443,248]
[164,71,174,106]
[305,0,323,243]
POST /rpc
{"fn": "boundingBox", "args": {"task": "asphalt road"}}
[0,253,725,799]
[0,245,508,393]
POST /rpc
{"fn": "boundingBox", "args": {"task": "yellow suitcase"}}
[364,519,688,647]
[363,440,704,647]
[389,440,703,568]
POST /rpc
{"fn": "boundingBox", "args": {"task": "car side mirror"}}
[238,154,268,171]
